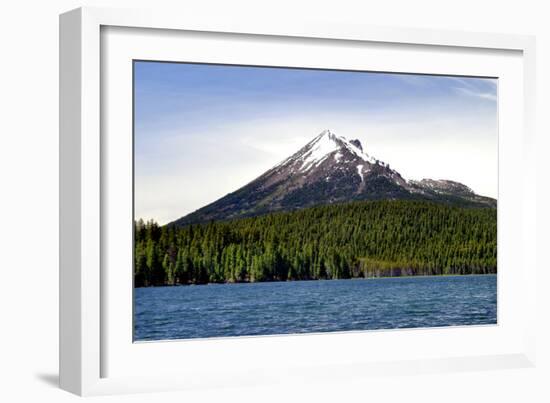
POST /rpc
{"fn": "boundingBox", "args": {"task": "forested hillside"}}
[134,200,496,287]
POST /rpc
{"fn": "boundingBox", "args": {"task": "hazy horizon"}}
[134,61,498,225]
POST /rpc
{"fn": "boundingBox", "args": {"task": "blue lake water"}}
[134,275,497,341]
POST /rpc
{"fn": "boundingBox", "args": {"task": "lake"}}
[134,274,497,341]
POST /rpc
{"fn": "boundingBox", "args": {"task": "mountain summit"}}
[169,130,496,226]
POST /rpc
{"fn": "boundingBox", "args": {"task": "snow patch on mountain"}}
[299,130,340,171]
[357,164,364,181]
[299,129,378,172]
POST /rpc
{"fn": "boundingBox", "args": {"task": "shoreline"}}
[134,272,497,288]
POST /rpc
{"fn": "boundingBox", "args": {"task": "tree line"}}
[134,200,496,287]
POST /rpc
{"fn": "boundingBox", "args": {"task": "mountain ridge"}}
[169,129,496,227]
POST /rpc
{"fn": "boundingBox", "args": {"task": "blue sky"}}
[134,61,497,224]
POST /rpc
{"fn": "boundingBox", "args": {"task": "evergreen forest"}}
[134,200,497,287]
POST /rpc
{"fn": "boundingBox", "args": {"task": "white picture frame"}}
[59,6,537,396]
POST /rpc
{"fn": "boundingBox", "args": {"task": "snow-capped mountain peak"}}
[280,129,378,174]
[299,130,341,172]
[170,130,496,227]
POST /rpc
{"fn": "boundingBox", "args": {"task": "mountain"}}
[169,129,496,227]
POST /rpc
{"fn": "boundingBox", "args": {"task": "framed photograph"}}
[60,7,537,396]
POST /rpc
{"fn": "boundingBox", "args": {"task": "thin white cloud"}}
[447,76,497,101]
[454,86,497,101]
[446,76,478,88]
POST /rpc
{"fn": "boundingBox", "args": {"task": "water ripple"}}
[134,275,497,341]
